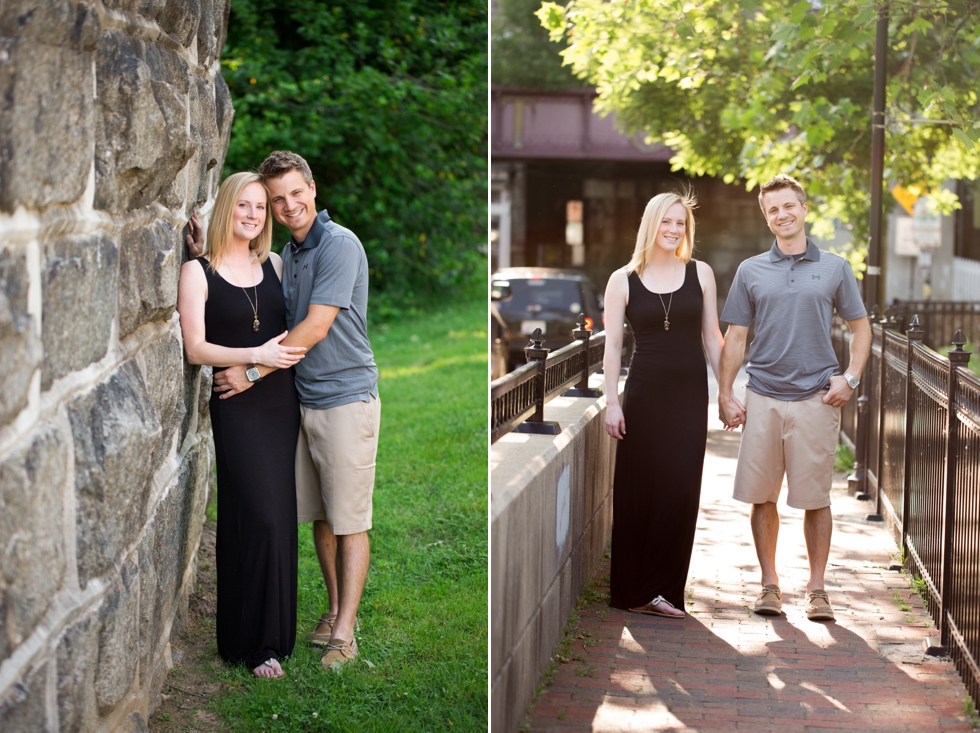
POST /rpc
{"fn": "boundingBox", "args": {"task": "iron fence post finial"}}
[564,313,601,398]
[908,314,924,343]
[514,328,561,435]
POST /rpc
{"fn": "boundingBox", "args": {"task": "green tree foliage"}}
[492,0,585,89]
[539,0,980,260]
[222,1,487,317]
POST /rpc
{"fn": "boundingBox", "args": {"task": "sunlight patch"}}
[592,695,689,732]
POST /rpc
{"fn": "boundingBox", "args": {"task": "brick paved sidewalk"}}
[524,427,977,732]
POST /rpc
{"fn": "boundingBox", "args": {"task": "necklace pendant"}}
[664,318,670,331]
[252,316,260,332]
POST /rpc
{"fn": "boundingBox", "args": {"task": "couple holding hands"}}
[177,151,380,678]
[603,174,871,622]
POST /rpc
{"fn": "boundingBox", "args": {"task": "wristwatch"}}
[245,364,262,383]
[843,372,860,389]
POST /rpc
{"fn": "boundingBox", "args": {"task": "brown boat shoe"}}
[304,613,336,647]
[754,584,783,616]
[805,589,835,621]
[321,636,358,671]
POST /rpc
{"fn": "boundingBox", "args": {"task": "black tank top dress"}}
[609,260,709,611]
[196,256,299,668]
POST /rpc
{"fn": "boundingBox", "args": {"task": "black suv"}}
[491,268,604,372]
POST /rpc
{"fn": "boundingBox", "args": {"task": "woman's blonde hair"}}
[205,172,273,271]
[625,191,697,274]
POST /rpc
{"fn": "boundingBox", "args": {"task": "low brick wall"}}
[490,375,623,733]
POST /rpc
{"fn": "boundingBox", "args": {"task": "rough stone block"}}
[181,76,221,209]
[101,0,165,17]
[141,330,186,459]
[144,42,190,95]
[149,443,210,643]
[117,711,149,733]
[214,71,233,165]
[177,360,202,440]
[0,246,41,427]
[56,613,98,732]
[117,220,180,338]
[195,0,218,68]
[41,233,118,390]
[158,0,199,47]
[94,31,195,214]
[0,1,99,48]
[0,38,94,212]
[179,442,211,573]
[196,365,213,435]
[0,662,47,732]
[146,650,171,717]
[0,424,67,659]
[69,360,162,587]
[137,517,158,687]
[95,559,140,713]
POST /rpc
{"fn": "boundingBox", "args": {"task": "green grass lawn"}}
[211,285,487,731]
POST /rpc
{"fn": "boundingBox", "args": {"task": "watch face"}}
[246,367,260,382]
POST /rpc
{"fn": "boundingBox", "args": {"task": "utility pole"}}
[853,2,888,519]
[866,2,888,311]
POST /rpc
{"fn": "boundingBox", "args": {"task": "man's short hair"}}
[758,174,807,213]
[258,150,313,183]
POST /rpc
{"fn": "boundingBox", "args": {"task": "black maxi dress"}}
[610,260,708,612]
[196,256,300,668]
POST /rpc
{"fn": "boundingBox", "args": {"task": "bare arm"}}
[718,324,748,428]
[696,260,724,381]
[823,315,872,407]
[212,303,340,398]
[602,270,629,439]
[176,260,306,368]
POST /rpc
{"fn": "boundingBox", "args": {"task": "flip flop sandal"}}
[253,659,285,679]
[629,595,684,618]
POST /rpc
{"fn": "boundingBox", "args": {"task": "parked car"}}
[490,302,510,380]
[491,268,604,372]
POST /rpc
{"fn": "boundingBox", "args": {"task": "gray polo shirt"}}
[282,209,379,410]
[721,238,866,401]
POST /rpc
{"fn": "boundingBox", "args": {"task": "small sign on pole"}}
[894,217,919,256]
[912,197,942,248]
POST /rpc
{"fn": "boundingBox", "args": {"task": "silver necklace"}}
[655,262,681,331]
[235,259,260,332]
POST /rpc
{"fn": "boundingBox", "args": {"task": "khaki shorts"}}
[733,390,839,510]
[295,395,381,534]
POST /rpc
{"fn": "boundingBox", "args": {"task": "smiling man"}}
[211,150,380,670]
[717,174,870,622]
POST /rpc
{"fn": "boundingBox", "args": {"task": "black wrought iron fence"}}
[835,313,980,702]
[891,300,980,352]
[490,317,612,443]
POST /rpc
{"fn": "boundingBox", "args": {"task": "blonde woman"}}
[177,172,306,679]
[602,191,729,618]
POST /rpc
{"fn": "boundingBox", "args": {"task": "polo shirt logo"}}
[812,274,821,280]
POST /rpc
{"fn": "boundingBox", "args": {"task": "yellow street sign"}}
[892,185,918,216]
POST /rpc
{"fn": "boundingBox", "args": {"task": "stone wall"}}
[0,2,231,730]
